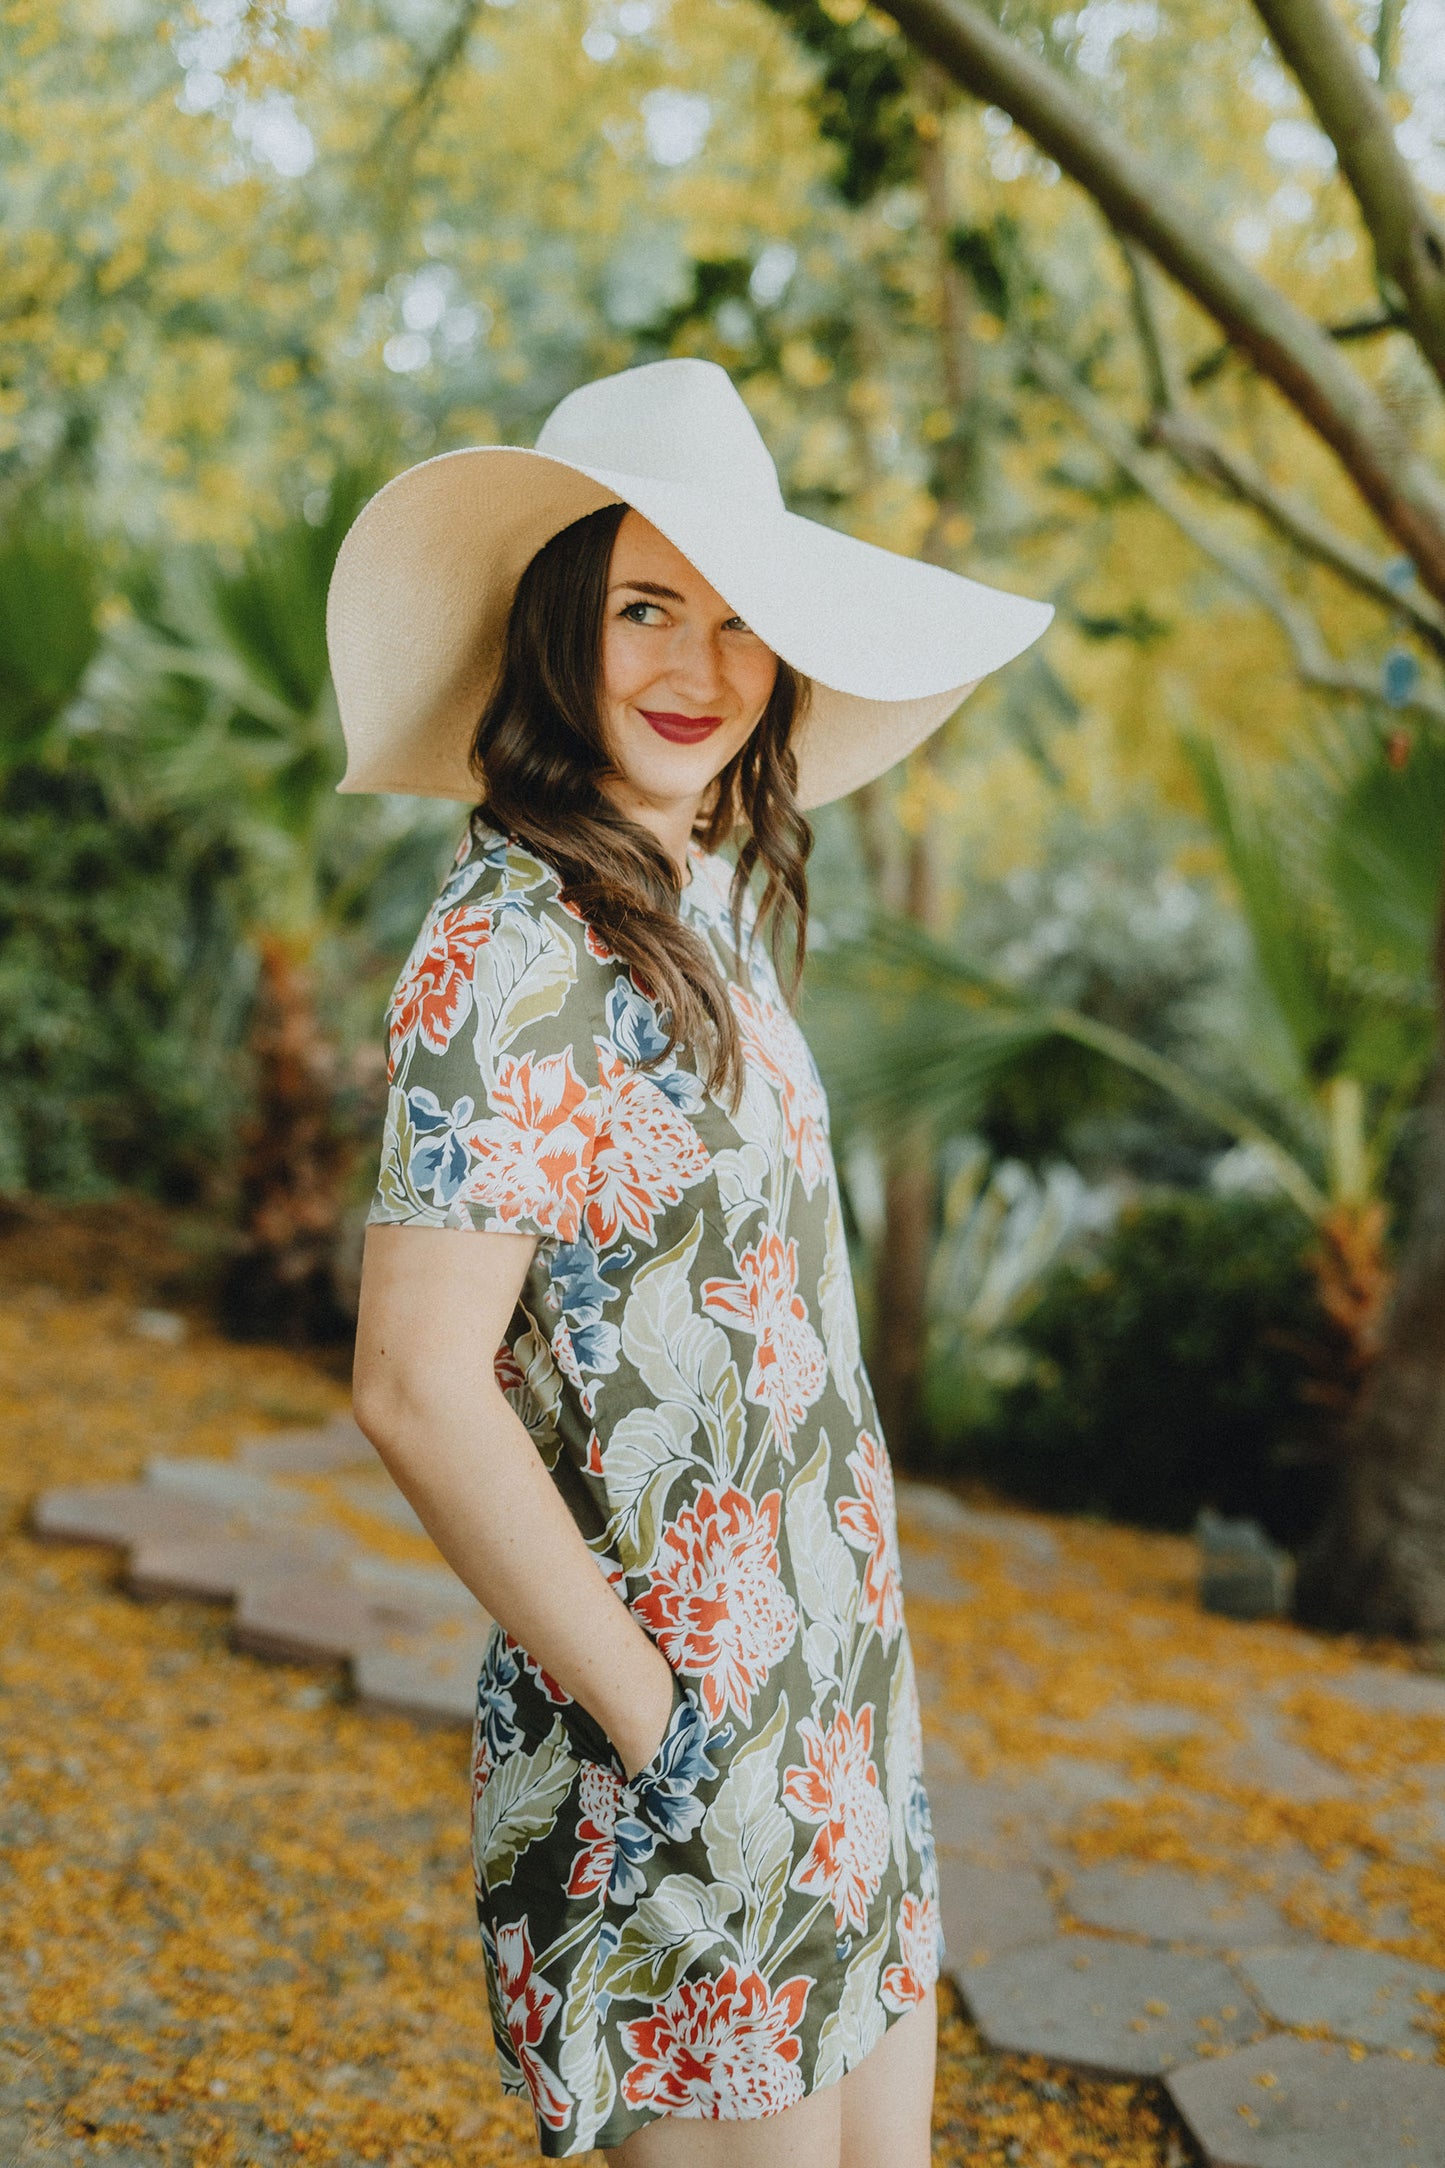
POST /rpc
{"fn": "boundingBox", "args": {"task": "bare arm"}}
[352,1222,675,1778]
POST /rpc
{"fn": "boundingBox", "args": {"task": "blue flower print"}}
[605,1692,730,1905]
[406,1087,476,1205]
[603,980,705,1114]
[906,1771,936,1876]
[547,1238,630,1376]
[476,1634,524,1767]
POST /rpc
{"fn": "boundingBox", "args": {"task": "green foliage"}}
[757,0,917,204]
[0,514,101,768]
[934,1190,1338,1544]
[0,760,247,1197]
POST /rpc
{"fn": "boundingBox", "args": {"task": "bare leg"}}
[600,1993,936,2168]
[838,1991,937,2168]
[604,2077,841,2168]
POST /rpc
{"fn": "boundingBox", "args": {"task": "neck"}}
[598,778,700,880]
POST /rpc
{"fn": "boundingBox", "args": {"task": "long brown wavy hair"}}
[469,502,812,1104]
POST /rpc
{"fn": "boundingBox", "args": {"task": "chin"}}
[618,738,733,806]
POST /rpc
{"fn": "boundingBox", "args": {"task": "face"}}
[598,510,779,843]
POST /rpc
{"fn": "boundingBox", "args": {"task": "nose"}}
[666,621,728,707]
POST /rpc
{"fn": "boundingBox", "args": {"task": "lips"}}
[639,709,725,745]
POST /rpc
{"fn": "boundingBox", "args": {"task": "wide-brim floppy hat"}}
[326,357,1053,811]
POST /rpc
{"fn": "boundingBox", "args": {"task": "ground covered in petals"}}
[5,1272,1202,2164]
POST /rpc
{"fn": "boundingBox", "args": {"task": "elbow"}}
[351,1335,507,1468]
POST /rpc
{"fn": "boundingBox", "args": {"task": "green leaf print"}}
[814,1906,891,2090]
[474,1719,576,1892]
[493,845,552,898]
[784,1432,860,1712]
[471,910,578,1067]
[603,1399,697,1573]
[622,1214,746,1481]
[819,1179,863,1423]
[597,1872,739,2006]
[703,1693,794,1965]
[374,1084,423,1218]
[884,1638,918,1879]
[556,1919,616,2152]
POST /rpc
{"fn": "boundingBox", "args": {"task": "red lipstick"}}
[639,709,725,745]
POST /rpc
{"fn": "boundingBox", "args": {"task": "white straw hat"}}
[326,358,1052,811]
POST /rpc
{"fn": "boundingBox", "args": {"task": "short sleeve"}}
[369,855,603,1246]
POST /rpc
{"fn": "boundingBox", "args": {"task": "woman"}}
[332,358,1050,2164]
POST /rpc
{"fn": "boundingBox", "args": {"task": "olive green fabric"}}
[369,822,940,2154]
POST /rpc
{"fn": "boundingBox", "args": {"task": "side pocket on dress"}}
[606,1675,725,1907]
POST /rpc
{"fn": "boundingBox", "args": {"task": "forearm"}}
[358,1379,673,1776]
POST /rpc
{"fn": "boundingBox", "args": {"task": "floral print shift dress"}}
[369,819,941,2157]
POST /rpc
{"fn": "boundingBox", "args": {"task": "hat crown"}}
[536,358,783,505]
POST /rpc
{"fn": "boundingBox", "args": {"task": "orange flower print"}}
[387,905,495,1076]
[702,1232,826,1460]
[634,1486,798,1725]
[584,1049,710,1249]
[834,1428,904,1645]
[881,1890,942,2014]
[566,1762,623,1900]
[456,1050,597,1242]
[730,987,829,1197]
[620,1966,812,2118]
[783,1704,890,1936]
[494,1918,572,2132]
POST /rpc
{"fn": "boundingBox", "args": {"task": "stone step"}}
[959,1936,1264,2079]
[1235,1942,1445,2054]
[231,1579,455,1665]
[1168,2035,1445,2167]
[353,1626,492,1726]
[126,1532,350,1604]
[235,1416,374,1476]
[30,1483,231,1549]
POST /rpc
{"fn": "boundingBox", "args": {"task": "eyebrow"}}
[609,579,687,602]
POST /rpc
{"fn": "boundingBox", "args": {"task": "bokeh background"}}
[5,4,1445,2155]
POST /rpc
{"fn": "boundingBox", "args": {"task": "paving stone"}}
[126,1533,348,1603]
[344,1554,479,1616]
[1220,1707,1357,1802]
[895,1480,1059,1563]
[1168,2035,1445,2167]
[231,1580,447,1664]
[900,1548,973,1602]
[960,1936,1262,2077]
[353,1627,492,1725]
[235,1416,373,1476]
[29,1483,232,1549]
[939,1859,1056,1968]
[1316,1663,1445,1719]
[1063,1864,1296,1949]
[330,1469,428,1537]
[144,1455,296,1519]
[1235,1943,1445,2053]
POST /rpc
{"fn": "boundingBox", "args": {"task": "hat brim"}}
[326,445,1052,812]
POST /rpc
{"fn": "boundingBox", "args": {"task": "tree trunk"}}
[868,820,942,1463]
[1296,1026,1445,1639]
[220,934,355,1344]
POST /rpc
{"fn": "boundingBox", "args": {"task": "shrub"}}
[934,1190,1341,1546]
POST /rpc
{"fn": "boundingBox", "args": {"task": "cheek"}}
[601,623,656,706]
[735,649,779,721]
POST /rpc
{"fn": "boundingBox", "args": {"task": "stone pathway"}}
[32,1429,1445,2167]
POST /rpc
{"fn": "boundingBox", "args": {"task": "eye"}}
[619,599,668,625]
[724,616,755,634]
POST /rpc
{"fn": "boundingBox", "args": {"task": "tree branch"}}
[1022,338,1445,728]
[880,0,1445,605]
[1120,239,1445,653]
[1248,0,1445,393]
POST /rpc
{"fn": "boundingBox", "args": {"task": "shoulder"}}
[385,820,617,1078]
